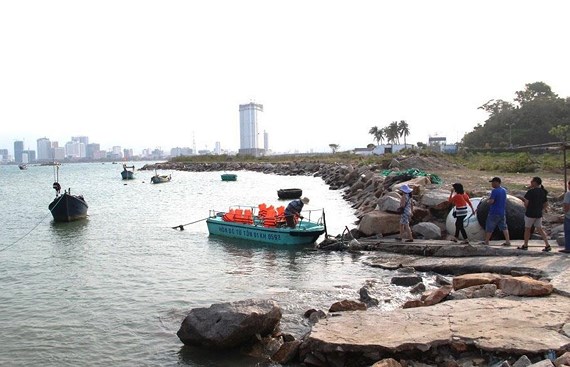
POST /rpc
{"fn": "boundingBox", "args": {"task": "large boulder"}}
[453,273,503,291]
[358,211,401,236]
[499,276,553,297]
[376,192,401,213]
[476,194,526,240]
[412,222,442,240]
[420,189,452,210]
[392,176,431,195]
[177,299,282,349]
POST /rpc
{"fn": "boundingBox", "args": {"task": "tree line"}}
[462,82,570,148]
[368,120,411,146]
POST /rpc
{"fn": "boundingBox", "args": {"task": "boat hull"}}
[277,188,302,199]
[151,175,171,184]
[221,174,237,181]
[121,171,134,180]
[206,216,324,245]
[49,193,88,222]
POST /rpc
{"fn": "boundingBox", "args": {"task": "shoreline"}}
[147,159,570,366]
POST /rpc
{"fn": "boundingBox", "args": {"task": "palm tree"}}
[388,121,400,144]
[369,126,379,144]
[398,120,410,147]
[376,128,385,145]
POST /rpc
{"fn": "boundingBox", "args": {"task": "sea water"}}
[0,162,413,367]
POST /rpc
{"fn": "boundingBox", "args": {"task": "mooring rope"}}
[0,195,64,253]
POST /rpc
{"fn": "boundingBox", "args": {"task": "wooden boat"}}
[151,170,171,184]
[49,190,89,222]
[277,188,302,199]
[48,166,88,222]
[206,205,326,245]
[221,173,237,181]
[121,164,135,180]
[18,164,27,170]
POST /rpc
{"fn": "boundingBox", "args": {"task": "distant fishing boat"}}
[151,168,171,184]
[206,204,326,245]
[48,165,88,222]
[277,188,302,199]
[221,173,237,181]
[121,164,135,180]
[18,163,27,170]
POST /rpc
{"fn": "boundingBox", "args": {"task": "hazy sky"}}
[1,1,569,155]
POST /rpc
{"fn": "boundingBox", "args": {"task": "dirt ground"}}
[396,155,567,199]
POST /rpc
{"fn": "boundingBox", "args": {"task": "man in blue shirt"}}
[285,197,309,228]
[483,177,511,246]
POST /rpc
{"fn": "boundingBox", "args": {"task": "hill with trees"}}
[462,82,570,148]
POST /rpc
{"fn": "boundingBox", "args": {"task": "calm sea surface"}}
[0,162,416,367]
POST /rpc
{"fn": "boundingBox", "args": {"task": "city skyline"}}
[2,1,570,155]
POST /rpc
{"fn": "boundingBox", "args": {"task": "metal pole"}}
[562,141,568,192]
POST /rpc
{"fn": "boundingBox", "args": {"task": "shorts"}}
[400,212,411,225]
[485,213,507,232]
[524,216,543,228]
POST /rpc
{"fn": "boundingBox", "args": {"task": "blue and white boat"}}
[206,206,326,245]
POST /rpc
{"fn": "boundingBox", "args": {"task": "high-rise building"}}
[22,150,36,162]
[86,143,101,159]
[72,136,89,145]
[53,147,65,160]
[65,141,82,159]
[14,141,24,163]
[37,137,52,161]
[239,102,264,156]
[0,149,9,163]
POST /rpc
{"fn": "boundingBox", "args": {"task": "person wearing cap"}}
[285,197,309,228]
[520,176,550,252]
[483,177,511,246]
[398,184,414,242]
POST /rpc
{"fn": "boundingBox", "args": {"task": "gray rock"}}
[528,360,554,367]
[177,299,282,349]
[512,355,532,367]
[359,286,380,306]
[410,282,426,294]
[420,189,452,210]
[556,235,565,247]
[391,275,423,287]
[435,274,452,286]
[377,194,402,213]
[412,222,442,240]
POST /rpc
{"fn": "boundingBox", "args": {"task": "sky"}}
[1,1,570,155]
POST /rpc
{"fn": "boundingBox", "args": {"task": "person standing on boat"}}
[285,197,310,228]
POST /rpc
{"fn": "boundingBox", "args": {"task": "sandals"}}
[501,242,511,247]
[542,246,552,252]
[517,245,528,251]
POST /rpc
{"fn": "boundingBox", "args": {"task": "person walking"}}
[284,197,309,228]
[562,180,570,254]
[482,177,511,246]
[448,183,475,244]
[520,176,550,251]
[398,184,414,242]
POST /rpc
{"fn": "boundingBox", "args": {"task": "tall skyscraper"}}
[37,137,52,161]
[14,140,24,163]
[239,102,264,156]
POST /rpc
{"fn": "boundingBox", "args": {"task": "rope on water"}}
[0,195,64,253]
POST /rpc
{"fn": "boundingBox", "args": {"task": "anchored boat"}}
[277,188,302,199]
[49,191,89,222]
[121,164,135,180]
[151,168,171,184]
[221,173,237,181]
[206,204,326,245]
[48,165,88,222]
